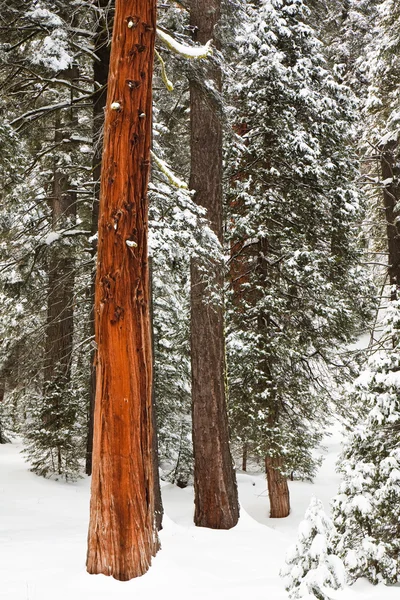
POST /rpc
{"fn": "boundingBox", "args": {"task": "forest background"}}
[1,0,400,597]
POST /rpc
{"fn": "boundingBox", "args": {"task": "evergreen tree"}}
[332,301,400,585]
[189,0,239,530]
[281,497,345,599]
[86,0,159,580]
[226,0,374,516]
[0,1,105,478]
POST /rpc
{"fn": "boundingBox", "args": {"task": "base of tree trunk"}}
[265,455,290,518]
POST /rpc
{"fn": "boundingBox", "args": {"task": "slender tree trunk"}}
[257,238,290,518]
[242,443,247,471]
[43,105,77,418]
[86,0,159,581]
[86,0,112,477]
[381,141,400,300]
[189,0,239,530]
[265,456,290,518]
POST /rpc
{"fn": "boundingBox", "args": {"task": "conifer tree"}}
[189,0,239,530]
[86,0,159,580]
[281,497,345,599]
[226,0,373,517]
[332,301,400,584]
[0,2,93,478]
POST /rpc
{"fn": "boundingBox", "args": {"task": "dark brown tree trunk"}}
[42,62,79,474]
[85,0,112,477]
[265,456,290,518]
[189,0,239,530]
[242,443,247,471]
[381,141,400,300]
[257,238,290,518]
[43,108,77,427]
[44,165,76,388]
[86,0,159,581]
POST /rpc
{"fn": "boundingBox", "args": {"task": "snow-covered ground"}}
[1,429,398,600]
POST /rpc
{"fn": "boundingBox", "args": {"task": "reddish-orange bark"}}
[86,0,159,581]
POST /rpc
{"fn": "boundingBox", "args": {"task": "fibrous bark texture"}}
[86,0,112,477]
[265,456,290,518]
[44,107,76,404]
[86,0,159,581]
[190,0,239,530]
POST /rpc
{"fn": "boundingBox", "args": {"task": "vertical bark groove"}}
[86,0,112,477]
[86,0,158,581]
[190,0,239,530]
[265,456,290,518]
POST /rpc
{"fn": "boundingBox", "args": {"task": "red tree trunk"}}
[85,0,112,477]
[190,0,239,529]
[86,0,159,581]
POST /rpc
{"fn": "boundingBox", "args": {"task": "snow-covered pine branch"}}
[155,48,174,91]
[156,28,212,60]
[151,150,188,189]
[281,497,345,600]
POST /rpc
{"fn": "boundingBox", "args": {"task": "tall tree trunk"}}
[86,0,159,581]
[43,104,77,461]
[86,0,112,477]
[265,456,290,518]
[189,0,239,530]
[381,141,400,300]
[257,238,290,518]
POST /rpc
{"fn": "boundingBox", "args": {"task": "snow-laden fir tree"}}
[0,1,98,478]
[226,0,374,517]
[332,301,400,584]
[281,497,345,599]
[358,0,400,296]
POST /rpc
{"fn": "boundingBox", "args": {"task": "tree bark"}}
[381,141,400,300]
[190,0,239,530]
[86,0,159,581]
[265,456,290,518]
[86,0,112,477]
[43,103,77,463]
[149,257,164,531]
[242,443,247,472]
[257,239,290,519]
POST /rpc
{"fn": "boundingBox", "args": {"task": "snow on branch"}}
[151,151,188,189]
[156,28,212,60]
[155,48,174,92]
[44,229,90,246]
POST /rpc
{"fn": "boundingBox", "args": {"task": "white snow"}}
[156,29,213,60]
[1,428,399,600]
[44,232,61,245]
